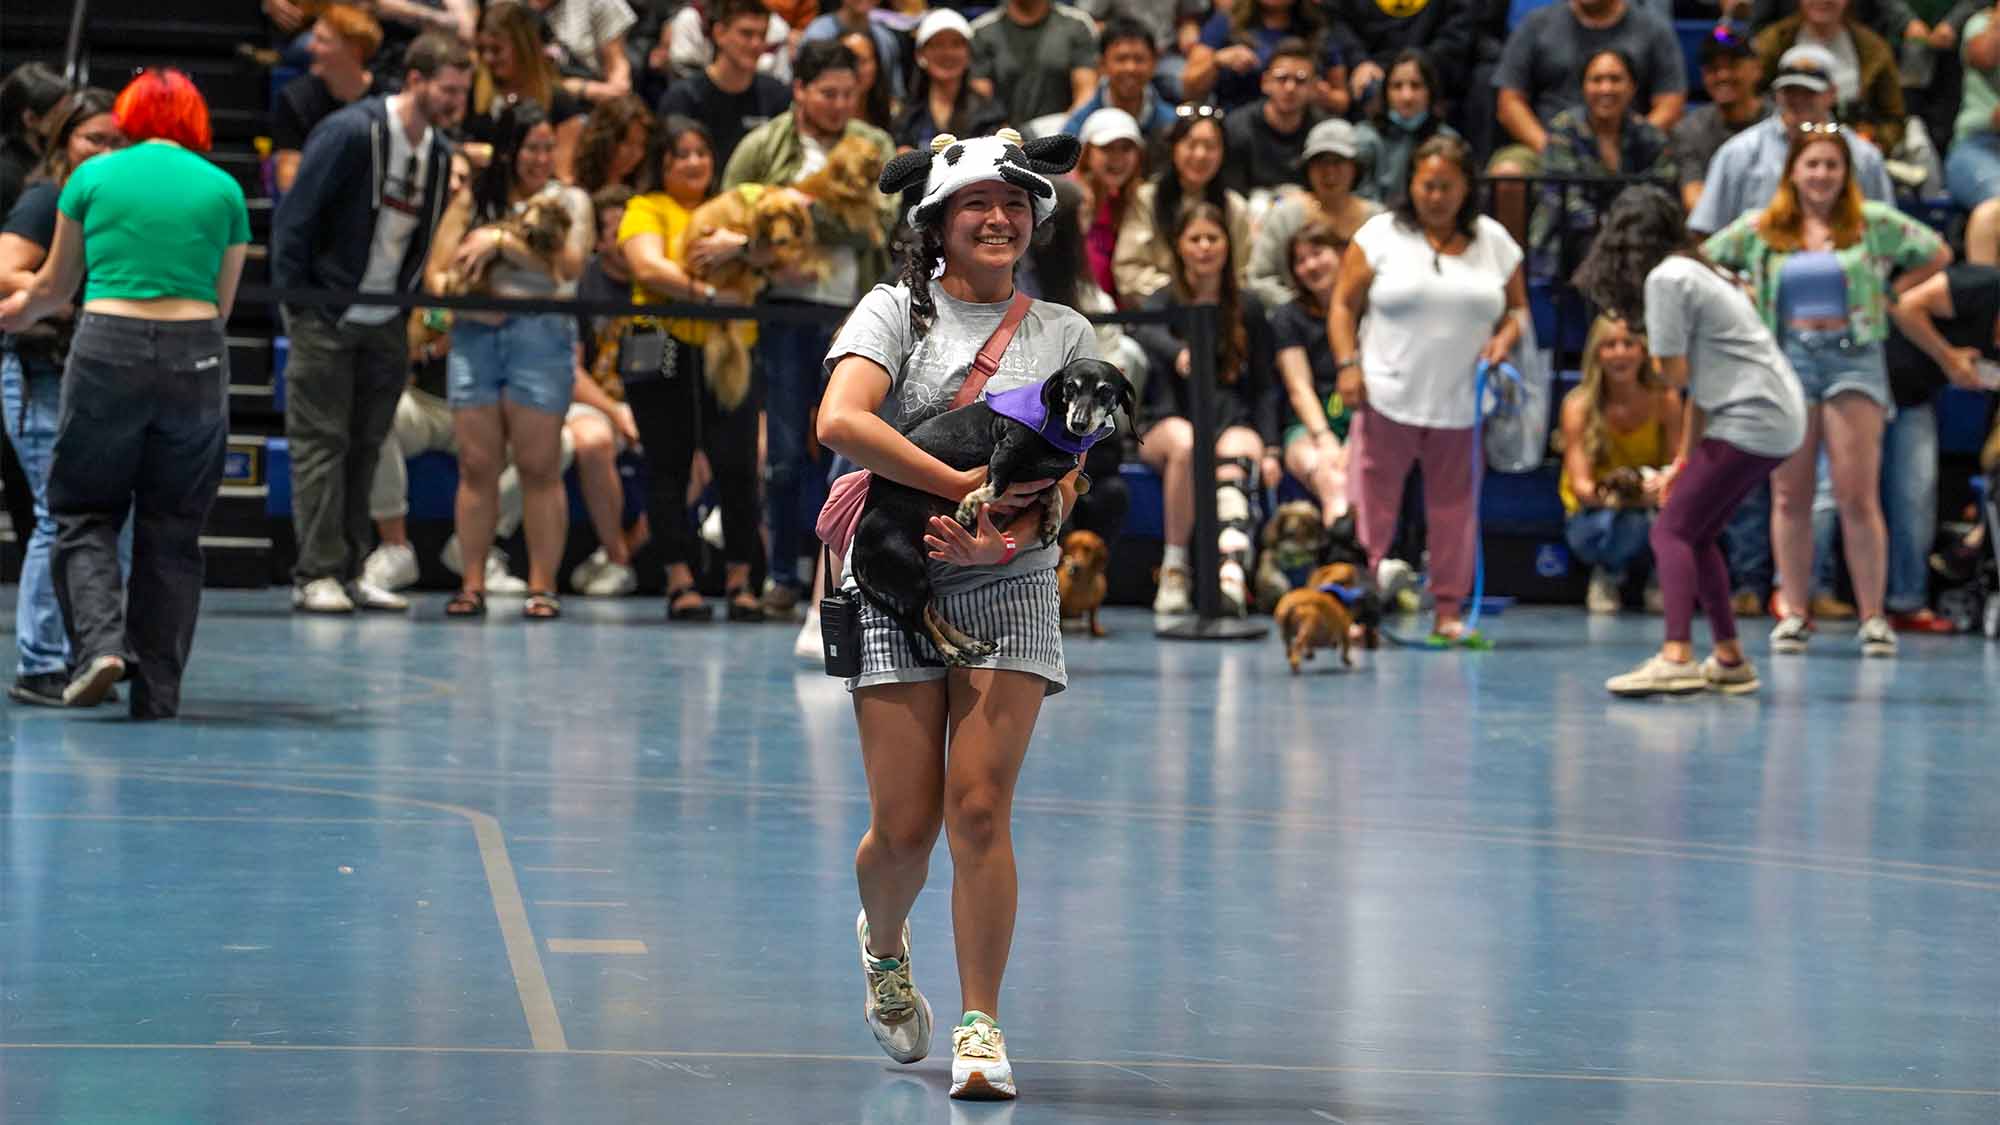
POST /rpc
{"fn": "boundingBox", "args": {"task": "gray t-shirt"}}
[827,281,1099,594]
[1492,4,1687,126]
[1643,256,1806,460]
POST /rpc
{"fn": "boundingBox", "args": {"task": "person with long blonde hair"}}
[470,0,586,178]
[1703,125,1949,657]
[1557,315,1683,614]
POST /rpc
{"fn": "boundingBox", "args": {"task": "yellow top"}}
[1560,417,1669,514]
[617,190,761,348]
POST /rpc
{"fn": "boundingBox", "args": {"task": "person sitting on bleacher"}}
[1352,48,1461,207]
[1946,9,2000,209]
[1751,0,1919,179]
[1557,314,1681,614]
[272,31,472,616]
[525,0,640,106]
[1269,220,1357,528]
[1527,48,1678,279]
[1061,17,1183,142]
[1671,21,1768,215]
[1488,0,1689,181]
[469,2,590,179]
[271,4,381,196]
[1113,105,1248,304]
[657,0,795,170]
[1220,37,1326,213]
[565,184,650,598]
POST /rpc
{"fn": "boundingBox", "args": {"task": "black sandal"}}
[666,585,713,621]
[523,591,562,620]
[445,590,486,618]
[725,587,766,622]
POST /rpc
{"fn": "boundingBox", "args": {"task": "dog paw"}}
[939,636,998,666]
[955,484,996,528]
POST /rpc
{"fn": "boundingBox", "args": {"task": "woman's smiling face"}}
[944,181,1035,274]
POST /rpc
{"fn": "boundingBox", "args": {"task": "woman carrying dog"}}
[617,115,764,621]
[1573,184,1807,697]
[816,128,1095,1101]
[427,97,592,619]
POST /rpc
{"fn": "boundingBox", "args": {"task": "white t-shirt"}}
[1352,212,1522,430]
[345,94,433,326]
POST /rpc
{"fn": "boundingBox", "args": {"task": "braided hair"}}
[896,219,947,339]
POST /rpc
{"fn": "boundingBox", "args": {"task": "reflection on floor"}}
[3,593,1996,1123]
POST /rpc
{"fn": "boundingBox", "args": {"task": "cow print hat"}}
[879,127,1083,230]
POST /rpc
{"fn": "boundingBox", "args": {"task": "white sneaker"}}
[440,534,467,576]
[949,1012,1016,1100]
[1769,614,1812,654]
[361,542,419,592]
[1605,654,1707,697]
[1700,654,1760,695]
[1586,568,1621,614]
[1152,564,1192,616]
[570,547,610,592]
[857,910,932,1064]
[293,577,355,614]
[1858,615,1898,658]
[795,607,823,664]
[581,560,637,597]
[700,506,725,550]
[1377,557,1421,613]
[483,550,527,595]
[351,580,409,612]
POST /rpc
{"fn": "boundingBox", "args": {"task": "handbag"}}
[618,325,680,384]
[1481,309,1553,474]
[813,290,1034,558]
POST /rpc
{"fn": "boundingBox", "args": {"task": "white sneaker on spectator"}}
[796,607,823,664]
[570,547,610,592]
[350,580,408,612]
[700,506,725,550]
[440,534,467,576]
[1586,569,1621,614]
[361,542,418,592]
[443,539,529,596]
[1858,615,1898,658]
[582,561,637,597]
[1377,557,1420,612]
[1769,614,1811,654]
[1152,565,1192,616]
[293,578,355,614]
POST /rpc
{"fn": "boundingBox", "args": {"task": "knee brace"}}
[1215,456,1258,571]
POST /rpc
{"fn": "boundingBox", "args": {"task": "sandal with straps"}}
[445,590,486,619]
[522,591,562,620]
[725,586,765,622]
[666,585,713,622]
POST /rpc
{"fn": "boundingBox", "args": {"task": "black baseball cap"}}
[1700,21,1754,65]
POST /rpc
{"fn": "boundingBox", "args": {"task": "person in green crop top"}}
[0,68,250,719]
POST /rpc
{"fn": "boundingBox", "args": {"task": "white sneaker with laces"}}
[361,542,419,591]
[795,608,823,664]
[949,1011,1016,1100]
[293,577,355,614]
[1153,565,1192,616]
[1858,615,1898,658]
[351,580,409,612]
[1700,654,1759,695]
[856,910,932,1064]
[581,560,637,597]
[482,550,527,595]
[570,547,610,592]
[1605,654,1707,697]
[1586,568,1621,614]
[1769,614,1811,654]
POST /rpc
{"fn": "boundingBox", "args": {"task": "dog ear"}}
[1020,134,1082,175]
[879,150,932,197]
[1040,370,1064,415]
[1116,374,1138,430]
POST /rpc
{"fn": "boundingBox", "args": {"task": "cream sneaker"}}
[1606,654,1707,698]
[1700,654,1759,695]
[1152,565,1192,616]
[856,910,932,1064]
[949,1011,1016,1100]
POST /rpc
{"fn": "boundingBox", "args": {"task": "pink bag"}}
[814,291,1033,558]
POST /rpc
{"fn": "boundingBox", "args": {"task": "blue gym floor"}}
[2,592,1995,1123]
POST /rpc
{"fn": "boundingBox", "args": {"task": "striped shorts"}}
[844,567,1068,695]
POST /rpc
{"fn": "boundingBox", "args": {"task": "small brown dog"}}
[795,134,887,248]
[439,194,574,297]
[1305,561,1381,650]
[1273,586,1353,673]
[1595,465,1647,509]
[1255,500,1326,611]
[1057,529,1111,637]
[684,186,819,410]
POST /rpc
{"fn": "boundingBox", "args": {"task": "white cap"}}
[1771,44,1836,92]
[1079,107,1143,149]
[1301,117,1360,162]
[915,9,973,48]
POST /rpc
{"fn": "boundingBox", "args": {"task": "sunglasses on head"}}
[1795,121,1844,135]
[1174,103,1224,120]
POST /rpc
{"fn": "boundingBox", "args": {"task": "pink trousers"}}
[1351,409,1481,618]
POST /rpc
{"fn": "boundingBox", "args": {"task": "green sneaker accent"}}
[870,956,902,971]
[959,1010,996,1029]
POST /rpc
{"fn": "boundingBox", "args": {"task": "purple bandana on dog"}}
[983,382,1113,455]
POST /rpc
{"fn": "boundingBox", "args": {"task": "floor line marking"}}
[509,836,602,844]
[546,939,648,955]
[0,765,568,1053]
[0,1043,1991,1098]
[520,866,613,875]
[0,814,455,825]
[533,901,628,909]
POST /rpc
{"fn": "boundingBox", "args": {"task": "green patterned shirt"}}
[1701,201,1945,346]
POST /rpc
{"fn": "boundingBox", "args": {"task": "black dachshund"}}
[852,358,1136,665]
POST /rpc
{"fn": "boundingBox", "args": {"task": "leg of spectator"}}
[283,309,358,585]
[622,364,701,605]
[759,323,818,601]
[47,341,148,671]
[1349,410,1419,570]
[1564,507,1618,568]
[1811,451,1841,603]
[1136,416,1195,547]
[2,353,71,679]
[1604,510,1656,578]
[1880,399,1937,615]
[1769,407,1824,619]
[451,405,507,596]
[569,409,631,566]
[1416,424,1480,627]
[368,390,444,541]
[343,317,409,583]
[504,399,570,596]
[1823,392,1889,622]
[703,383,763,588]
[124,344,227,719]
[1944,133,2000,211]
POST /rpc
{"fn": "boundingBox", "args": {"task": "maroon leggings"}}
[1652,438,1785,645]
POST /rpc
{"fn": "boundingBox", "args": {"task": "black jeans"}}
[48,313,227,719]
[624,334,760,576]
[283,305,407,584]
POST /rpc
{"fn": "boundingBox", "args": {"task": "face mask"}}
[1387,108,1428,130]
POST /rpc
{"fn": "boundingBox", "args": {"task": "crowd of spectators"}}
[2,0,1998,666]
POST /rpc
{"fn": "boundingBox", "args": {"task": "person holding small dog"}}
[427,97,594,620]
[1329,134,1528,646]
[1132,200,1278,618]
[618,115,765,621]
[816,128,1095,1101]
[1558,314,1682,615]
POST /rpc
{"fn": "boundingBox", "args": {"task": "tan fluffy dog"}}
[1057,530,1111,637]
[1273,586,1353,673]
[684,186,818,410]
[1255,500,1327,611]
[438,194,573,297]
[795,134,886,248]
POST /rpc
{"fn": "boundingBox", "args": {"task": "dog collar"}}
[983,382,1113,455]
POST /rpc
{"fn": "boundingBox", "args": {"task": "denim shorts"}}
[447,314,575,415]
[1779,330,1892,413]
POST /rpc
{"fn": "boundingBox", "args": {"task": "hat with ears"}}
[878,127,1083,229]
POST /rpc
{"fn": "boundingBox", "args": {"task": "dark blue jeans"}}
[1721,479,1773,598]
[1565,507,1655,578]
[48,313,228,719]
[757,307,837,594]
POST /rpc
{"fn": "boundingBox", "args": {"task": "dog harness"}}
[982,382,1114,455]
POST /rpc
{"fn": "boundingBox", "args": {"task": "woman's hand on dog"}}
[687,229,748,274]
[925,506,1012,566]
[452,227,503,276]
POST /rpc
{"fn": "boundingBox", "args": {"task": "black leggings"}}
[622,338,760,576]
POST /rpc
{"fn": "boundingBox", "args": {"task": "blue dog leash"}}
[1461,358,1522,640]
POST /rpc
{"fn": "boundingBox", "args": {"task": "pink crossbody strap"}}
[950,291,1033,410]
